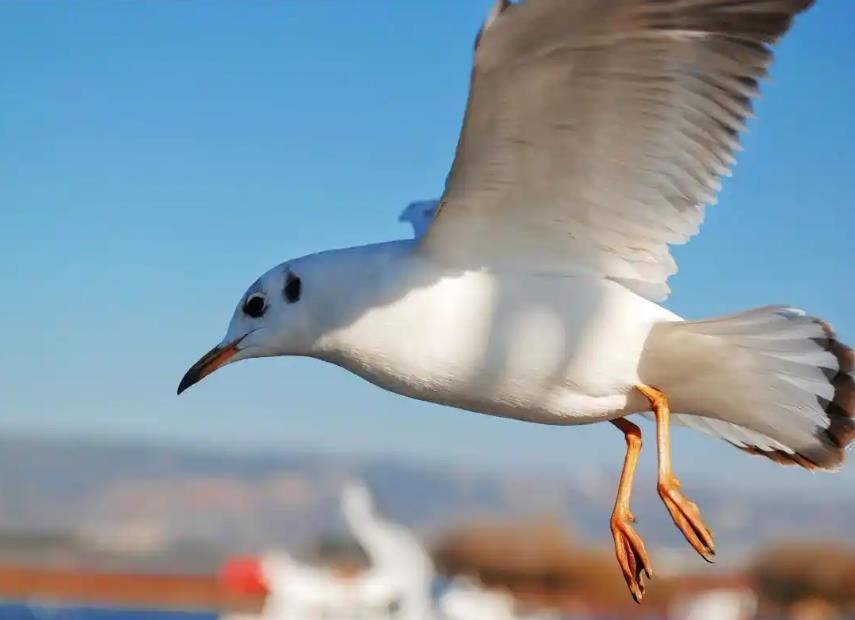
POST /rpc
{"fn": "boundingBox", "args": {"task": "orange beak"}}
[177,339,242,395]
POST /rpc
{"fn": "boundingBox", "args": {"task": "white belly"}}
[315,257,677,425]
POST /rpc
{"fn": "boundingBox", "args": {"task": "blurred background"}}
[2,1,854,619]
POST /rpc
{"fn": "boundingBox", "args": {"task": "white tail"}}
[643,307,855,470]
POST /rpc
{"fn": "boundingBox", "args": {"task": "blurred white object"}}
[342,481,435,620]
[222,481,552,620]
[229,481,436,620]
[671,588,758,620]
[439,579,519,620]
[260,551,361,620]
[439,578,561,620]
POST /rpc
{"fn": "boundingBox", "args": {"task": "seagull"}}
[178,0,853,602]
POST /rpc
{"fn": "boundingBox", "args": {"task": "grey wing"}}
[422,0,814,300]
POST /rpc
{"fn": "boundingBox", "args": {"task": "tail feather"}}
[644,307,855,471]
[816,321,855,462]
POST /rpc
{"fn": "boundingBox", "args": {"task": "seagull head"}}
[177,262,309,395]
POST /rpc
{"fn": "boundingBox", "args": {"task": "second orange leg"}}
[637,384,716,562]
[610,418,652,602]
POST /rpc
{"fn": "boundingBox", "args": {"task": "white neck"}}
[305,241,531,415]
[301,239,422,353]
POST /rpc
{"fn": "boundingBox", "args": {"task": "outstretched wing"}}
[422,0,813,300]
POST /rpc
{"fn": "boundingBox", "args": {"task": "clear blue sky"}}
[2,1,854,493]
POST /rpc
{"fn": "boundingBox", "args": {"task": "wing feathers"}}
[423,0,813,299]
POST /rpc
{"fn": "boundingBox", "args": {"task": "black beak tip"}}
[177,340,241,396]
[177,371,199,396]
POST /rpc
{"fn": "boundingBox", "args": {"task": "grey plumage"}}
[424,0,814,300]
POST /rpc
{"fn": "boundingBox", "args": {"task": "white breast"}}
[315,250,678,425]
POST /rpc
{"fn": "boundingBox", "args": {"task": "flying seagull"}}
[179,0,853,602]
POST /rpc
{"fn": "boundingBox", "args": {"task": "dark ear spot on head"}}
[284,272,302,304]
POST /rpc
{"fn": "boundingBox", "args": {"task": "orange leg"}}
[610,418,652,603]
[637,384,716,563]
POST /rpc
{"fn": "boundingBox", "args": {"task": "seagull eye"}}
[243,294,267,319]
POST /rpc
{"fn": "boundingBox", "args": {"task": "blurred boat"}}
[340,481,435,619]
[221,481,555,620]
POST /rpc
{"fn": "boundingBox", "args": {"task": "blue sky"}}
[2,1,854,493]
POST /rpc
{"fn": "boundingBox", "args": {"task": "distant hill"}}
[0,434,850,572]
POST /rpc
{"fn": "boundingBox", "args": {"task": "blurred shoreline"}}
[0,434,851,618]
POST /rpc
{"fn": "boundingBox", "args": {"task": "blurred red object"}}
[220,556,269,596]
